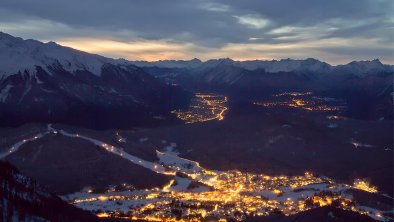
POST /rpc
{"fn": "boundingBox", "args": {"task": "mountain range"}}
[0,32,191,128]
[134,57,393,120]
[130,57,393,76]
[0,32,393,128]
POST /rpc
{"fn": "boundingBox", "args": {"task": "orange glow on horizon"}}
[54,37,392,65]
[57,37,195,61]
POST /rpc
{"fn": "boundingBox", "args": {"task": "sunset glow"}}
[54,37,392,64]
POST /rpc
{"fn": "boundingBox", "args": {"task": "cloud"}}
[233,15,271,29]
[53,35,392,65]
[199,2,230,12]
[57,38,198,61]
[0,0,393,64]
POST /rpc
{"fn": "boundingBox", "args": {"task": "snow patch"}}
[0,84,12,102]
[157,150,204,174]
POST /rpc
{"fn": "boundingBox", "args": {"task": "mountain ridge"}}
[0,32,191,128]
[128,57,393,74]
[0,161,98,222]
[1,32,392,77]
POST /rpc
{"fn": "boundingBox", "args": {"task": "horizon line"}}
[2,31,393,66]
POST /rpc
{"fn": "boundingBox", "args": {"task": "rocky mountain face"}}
[0,161,98,222]
[0,32,191,129]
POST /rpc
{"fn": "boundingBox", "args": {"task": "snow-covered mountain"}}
[0,32,119,77]
[137,56,393,88]
[177,58,333,86]
[0,161,98,222]
[0,32,191,128]
[332,59,393,76]
[133,57,393,77]
[234,58,333,74]
[131,57,333,74]
[141,57,393,120]
[130,58,202,69]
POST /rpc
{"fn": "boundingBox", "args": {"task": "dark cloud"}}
[217,0,392,23]
[0,0,393,63]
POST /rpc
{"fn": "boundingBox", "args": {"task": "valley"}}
[1,123,392,221]
[0,32,392,222]
[171,93,228,123]
[253,92,346,112]
[1,102,393,221]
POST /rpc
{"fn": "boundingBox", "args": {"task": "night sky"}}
[1,0,393,64]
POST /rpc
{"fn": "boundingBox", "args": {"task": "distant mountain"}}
[136,57,393,120]
[0,161,98,222]
[168,57,391,88]
[0,32,191,128]
[233,58,333,74]
[130,58,202,69]
[176,63,324,93]
[132,57,333,75]
[132,57,393,76]
[332,59,393,76]
[187,62,248,86]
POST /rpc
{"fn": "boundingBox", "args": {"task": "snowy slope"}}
[0,32,191,128]
[234,58,332,74]
[0,32,128,77]
[333,59,394,76]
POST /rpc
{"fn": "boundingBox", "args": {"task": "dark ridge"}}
[0,161,99,222]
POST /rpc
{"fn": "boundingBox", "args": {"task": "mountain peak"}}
[371,58,382,64]
[335,58,392,76]
[46,41,59,46]
[0,31,24,44]
[0,31,16,39]
[348,59,383,65]
[305,58,320,62]
[190,58,202,63]
[219,58,234,63]
[0,32,115,77]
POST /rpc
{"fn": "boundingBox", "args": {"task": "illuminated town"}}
[62,141,389,222]
[1,124,391,222]
[254,92,345,112]
[64,162,388,222]
[171,93,228,123]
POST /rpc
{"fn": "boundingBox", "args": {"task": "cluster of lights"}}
[5,124,387,221]
[69,165,383,221]
[45,125,385,222]
[274,92,313,97]
[172,93,228,123]
[0,131,48,158]
[254,100,339,111]
[254,92,343,111]
[64,132,383,221]
[353,179,378,193]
